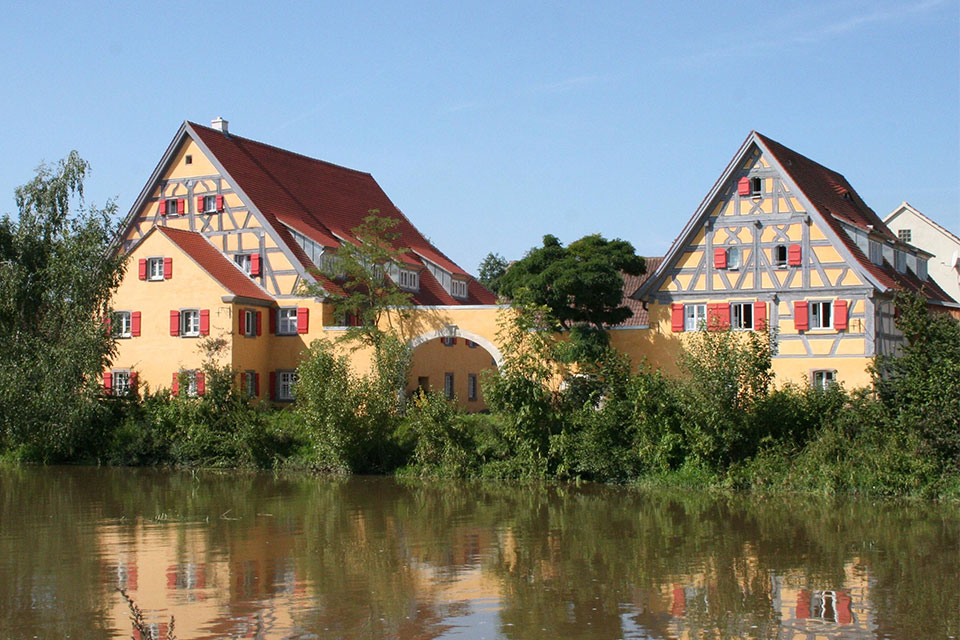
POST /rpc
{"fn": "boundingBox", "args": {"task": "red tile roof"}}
[157,227,274,302]
[757,133,956,305]
[617,257,663,327]
[188,122,481,293]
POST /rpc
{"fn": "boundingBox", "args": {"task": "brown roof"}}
[188,123,492,304]
[157,227,274,302]
[756,133,956,305]
[616,257,663,327]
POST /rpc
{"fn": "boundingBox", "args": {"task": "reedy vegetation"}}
[1,155,957,499]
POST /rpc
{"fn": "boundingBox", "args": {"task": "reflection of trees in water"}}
[0,469,957,639]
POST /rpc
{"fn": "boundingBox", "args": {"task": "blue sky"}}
[1,0,957,273]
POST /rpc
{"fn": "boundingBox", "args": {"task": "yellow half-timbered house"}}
[107,119,501,408]
[628,131,957,389]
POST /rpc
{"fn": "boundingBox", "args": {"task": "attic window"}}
[185,155,193,165]
[868,240,883,266]
[750,177,762,197]
[894,250,906,274]
[451,279,468,299]
[898,229,912,243]
[774,245,788,268]
[398,268,419,291]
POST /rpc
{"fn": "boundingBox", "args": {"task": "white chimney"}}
[211,117,229,133]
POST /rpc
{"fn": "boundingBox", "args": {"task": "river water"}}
[0,467,957,639]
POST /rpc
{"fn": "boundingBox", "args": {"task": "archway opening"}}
[407,330,500,412]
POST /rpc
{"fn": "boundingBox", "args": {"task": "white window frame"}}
[182,369,199,397]
[277,370,297,401]
[444,372,455,400]
[898,229,912,243]
[749,177,762,197]
[234,253,252,274]
[114,311,132,338]
[244,309,256,337]
[113,370,131,396]
[202,195,218,213]
[147,257,164,281]
[726,247,741,270]
[810,301,832,330]
[180,309,200,337]
[451,279,468,299]
[812,370,836,391]
[277,308,298,335]
[244,371,256,397]
[730,302,754,331]
[684,303,707,331]
[773,244,788,268]
[467,373,478,401]
[398,268,420,291]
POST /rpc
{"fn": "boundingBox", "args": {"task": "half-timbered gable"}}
[633,132,956,388]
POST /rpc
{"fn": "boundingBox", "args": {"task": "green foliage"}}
[872,292,960,471]
[396,391,477,477]
[0,152,125,461]
[305,212,413,350]
[477,252,508,294]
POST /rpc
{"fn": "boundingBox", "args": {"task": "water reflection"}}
[0,467,957,639]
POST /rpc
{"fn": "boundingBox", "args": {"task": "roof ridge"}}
[187,121,374,178]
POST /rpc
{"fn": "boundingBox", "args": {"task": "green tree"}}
[477,252,508,294]
[304,212,413,351]
[872,292,960,470]
[497,234,644,362]
[0,152,125,461]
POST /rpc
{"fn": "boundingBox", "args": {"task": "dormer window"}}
[398,268,419,291]
[894,250,906,273]
[918,258,928,280]
[750,177,762,197]
[868,240,883,266]
[451,279,468,299]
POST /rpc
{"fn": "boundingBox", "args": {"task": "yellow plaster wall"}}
[408,339,496,410]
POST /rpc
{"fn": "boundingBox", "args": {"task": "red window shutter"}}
[131,312,141,337]
[297,308,309,334]
[103,371,112,393]
[794,301,809,331]
[717,304,731,330]
[256,311,262,336]
[170,310,180,336]
[671,303,684,332]
[239,311,246,334]
[269,309,277,334]
[159,199,167,216]
[171,372,180,396]
[163,257,173,279]
[196,195,204,212]
[254,372,260,397]
[796,590,811,620]
[837,592,852,625]
[788,244,802,266]
[216,194,224,211]
[138,259,147,280]
[737,177,751,196]
[250,253,261,276]
[103,315,112,334]
[129,371,138,393]
[196,371,206,396]
[199,309,210,336]
[177,198,185,215]
[713,247,727,269]
[269,372,277,401]
[834,299,848,330]
[753,301,767,330]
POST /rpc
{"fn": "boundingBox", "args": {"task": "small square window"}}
[774,245,788,268]
[684,303,707,331]
[731,302,753,330]
[277,308,298,335]
[898,229,912,243]
[726,247,741,270]
[277,370,297,401]
[444,372,455,399]
[114,311,132,338]
[185,155,193,165]
[181,309,200,337]
[147,257,164,281]
[750,177,762,197]
[810,301,832,330]
[113,371,131,396]
[812,370,836,391]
